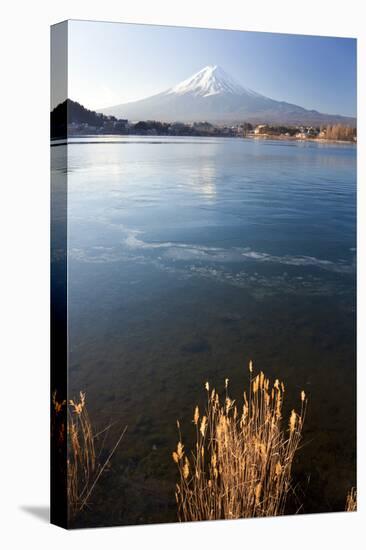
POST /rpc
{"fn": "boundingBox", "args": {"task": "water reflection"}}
[188,152,218,200]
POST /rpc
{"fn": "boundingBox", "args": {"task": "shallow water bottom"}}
[68,263,355,527]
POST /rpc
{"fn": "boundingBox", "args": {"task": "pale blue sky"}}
[67,20,356,116]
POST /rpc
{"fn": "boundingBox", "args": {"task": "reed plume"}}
[52,391,126,520]
[346,487,357,512]
[67,392,96,518]
[173,362,306,521]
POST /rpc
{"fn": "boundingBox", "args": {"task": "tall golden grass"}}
[67,392,96,517]
[53,391,126,520]
[346,487,357,512]
[172,361,306,521]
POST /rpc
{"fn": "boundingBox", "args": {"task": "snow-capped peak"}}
[167,65,256,98]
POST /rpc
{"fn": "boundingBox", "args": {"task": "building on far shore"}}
[254,124,269,135]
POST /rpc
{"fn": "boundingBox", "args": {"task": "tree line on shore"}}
[320,124,356,141]
[51,99,356,141]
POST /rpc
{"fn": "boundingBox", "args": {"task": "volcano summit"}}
[100,65,355,125]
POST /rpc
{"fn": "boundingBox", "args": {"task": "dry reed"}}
[173,361,306,521]
[53,391,126,520]
[346,487,357,512]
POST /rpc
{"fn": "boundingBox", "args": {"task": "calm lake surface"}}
[53,136,356,526]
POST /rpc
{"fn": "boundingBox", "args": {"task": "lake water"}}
[53,136,356,526]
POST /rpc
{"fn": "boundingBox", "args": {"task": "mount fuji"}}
[100,65,354,125]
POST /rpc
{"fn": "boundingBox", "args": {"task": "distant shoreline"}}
[51,134,356,146]
[246,134,356,145]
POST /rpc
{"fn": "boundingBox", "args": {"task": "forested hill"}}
[51,99,122,139]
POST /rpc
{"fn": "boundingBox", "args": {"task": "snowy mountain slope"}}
[168,65,258,97]
[100,65,355,125]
